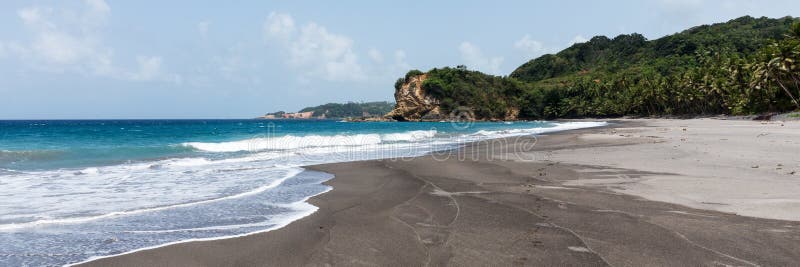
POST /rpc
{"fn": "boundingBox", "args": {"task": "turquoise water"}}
[0,119,605,266]
[0,119,554,170]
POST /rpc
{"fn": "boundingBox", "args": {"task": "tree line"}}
[403,16,800,120]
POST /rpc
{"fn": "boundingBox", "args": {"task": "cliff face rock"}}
[386,72,522,121]
[504,107,520,121]
[385,74,443,121]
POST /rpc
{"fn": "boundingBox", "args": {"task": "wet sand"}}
[81,119,800,266]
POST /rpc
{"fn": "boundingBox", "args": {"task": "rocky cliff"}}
[385,71,523,121]
[385,74,443,121]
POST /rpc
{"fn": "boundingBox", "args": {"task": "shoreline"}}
[69,183,333,267]
[67,121,608,266]
[80,118,800,266]
[65,121,606,266]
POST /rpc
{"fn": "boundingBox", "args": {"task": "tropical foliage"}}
[403,16,800,120]
[299,101,395,118]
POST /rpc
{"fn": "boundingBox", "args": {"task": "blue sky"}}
[1,0,798,119]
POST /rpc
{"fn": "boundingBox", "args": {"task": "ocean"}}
[0,119,605,266]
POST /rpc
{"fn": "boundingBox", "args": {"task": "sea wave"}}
[63,181,333,267]
[182,122,608,154]
[381,130,437,142]
[0,167,303,231]
[183,130,439,153]
[0,149,64,160]
[0,168,20,175]
[473,121,607,138]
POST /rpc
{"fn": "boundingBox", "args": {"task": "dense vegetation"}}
[298,101,395,118]
[406,16,800,119]
[420,65,525,119]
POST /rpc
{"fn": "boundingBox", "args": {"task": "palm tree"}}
[751,22,800,110]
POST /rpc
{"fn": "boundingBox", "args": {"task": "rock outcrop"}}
[504,107,520,121]
[385,74,443,121]
[385,72,522,121]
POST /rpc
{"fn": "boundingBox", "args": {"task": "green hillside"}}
[299,101,395,118]
[404,16,800,119]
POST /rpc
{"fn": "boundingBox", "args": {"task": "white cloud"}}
[263,12,365,82]
[5,0,173,82]
[569,35,589,45]
[17,7,48,27]
[458,42,503,75]
[514,34,549,58]
[216,44,247,83]
[128,56,162,80]
[197,21,211,37]
[511,34,594,62]
[368,48,383,63]
[264,12,295,41]
[394,50,410,71]
[14,4,112,72]
[85,0,110,14]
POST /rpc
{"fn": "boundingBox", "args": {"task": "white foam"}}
[183,130,444,153]
[0,167,303,231]
[184,122,605,154]
[65,185,333,267]
[183,134,384,152]
[381,130,437,142]
[167,157,212,166]
[74,167,99,175]
[473,121,607,138]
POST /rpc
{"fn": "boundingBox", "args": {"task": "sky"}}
[1,0,798,119]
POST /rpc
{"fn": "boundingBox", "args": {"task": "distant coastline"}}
[258,111,317,119]
[258,101,394,120]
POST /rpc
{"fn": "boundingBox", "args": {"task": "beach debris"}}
[751,165,759,169]
[567,246,592,253]
[754,113,776,121]
[664,210,718,218]
[431,189,488,196]
[701,201,729,206]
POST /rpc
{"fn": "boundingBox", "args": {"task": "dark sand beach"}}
[81,119,800,266]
